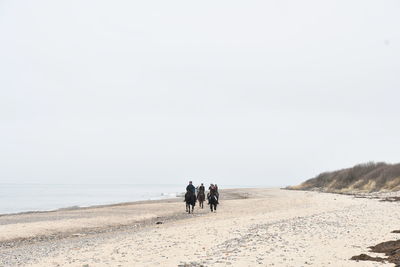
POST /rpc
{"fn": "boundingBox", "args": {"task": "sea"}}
[0,183,255,215]
[0,184,183,215]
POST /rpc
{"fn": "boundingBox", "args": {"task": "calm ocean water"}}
[0,184,185,215]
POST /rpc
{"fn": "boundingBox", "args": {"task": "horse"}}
[208,192,218,212]
[185,191,196,214]
[197,191,205,208]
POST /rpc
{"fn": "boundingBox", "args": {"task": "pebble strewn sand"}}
[0,188,398,266]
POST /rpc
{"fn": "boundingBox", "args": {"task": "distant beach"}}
[1,188,398,266]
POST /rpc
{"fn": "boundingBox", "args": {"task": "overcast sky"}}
[0,1,399,186]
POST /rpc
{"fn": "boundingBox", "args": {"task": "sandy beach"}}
[0,188,398,266]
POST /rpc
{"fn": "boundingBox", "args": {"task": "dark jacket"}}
[209,186,217,196]
[198,185,205,193]
[186,184,196,194]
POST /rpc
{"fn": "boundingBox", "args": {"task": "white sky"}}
[0,0,399,186]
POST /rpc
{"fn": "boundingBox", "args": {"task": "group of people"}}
[186,181,219,204]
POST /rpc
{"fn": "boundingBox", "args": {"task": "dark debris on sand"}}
[380,197,400,202]
[350,253,385,262]
[351,231,400,266]
[178,262,205,267]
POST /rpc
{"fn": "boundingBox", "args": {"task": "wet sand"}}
[0,188,398,266]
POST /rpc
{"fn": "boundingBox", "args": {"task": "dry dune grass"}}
[288,162,400,193]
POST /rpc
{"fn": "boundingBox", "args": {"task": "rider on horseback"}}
[208,183,219,204]
[196,183,206,208]
[185,181,196,213]
[198,183,205,194]
[214,184,219,201]
[186,181,196,194]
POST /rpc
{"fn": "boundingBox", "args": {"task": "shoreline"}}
[0,188,258,244]
[0,186,268,217]
[1,187,397,266]
[0,185,266,217]
[0,195,183,218]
